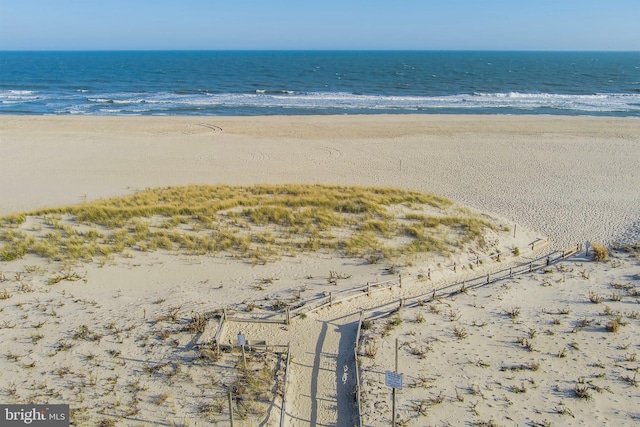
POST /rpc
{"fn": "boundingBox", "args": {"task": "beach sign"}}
[385,371,403,390]
[237,333,246,346]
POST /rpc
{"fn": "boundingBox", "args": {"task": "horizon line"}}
[1,48,639,53]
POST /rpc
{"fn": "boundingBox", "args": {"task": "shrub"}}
[573,385,592,400]
[363,342,378,358]
[527,361,540,371]
[512,382,527,393]
[453,326,468,340]
[72,325,102,341]
[361,320,373,330]
[507,307,521,319]
[383,315,403,335]
[199,348,222,364]
[589,292,604,304]
[187,312,209,333]
[591,243,608,262]
[606,319,620,332]
[409,345,431,359]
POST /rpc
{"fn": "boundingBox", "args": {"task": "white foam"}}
[0,90,40,103]
[190,91,640,113]
[46,90,640,115]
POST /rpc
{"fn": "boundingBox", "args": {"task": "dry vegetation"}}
[0,184,499,266]
[358,247,640,426]
[590,242,609,262]
[0,271,285,426]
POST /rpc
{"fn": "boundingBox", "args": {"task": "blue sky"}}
[1,0,638,50]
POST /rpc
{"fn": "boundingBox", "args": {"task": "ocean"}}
[1,51,639,117]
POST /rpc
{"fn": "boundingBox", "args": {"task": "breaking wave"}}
[2,90,640,116]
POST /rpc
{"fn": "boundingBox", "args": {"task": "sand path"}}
[223,305,362,426]
[286,311,360,427]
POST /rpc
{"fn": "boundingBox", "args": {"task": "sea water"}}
[1,51,639,116]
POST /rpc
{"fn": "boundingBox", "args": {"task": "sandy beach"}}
[1,115,639,246]
[0,115,639,426]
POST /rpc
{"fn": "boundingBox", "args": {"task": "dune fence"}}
[353,243,581,426]
[192,237,569,426]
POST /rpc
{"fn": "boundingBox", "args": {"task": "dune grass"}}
[0,184,499,265]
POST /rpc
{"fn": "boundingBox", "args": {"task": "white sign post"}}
[385,371,403,390]
[238,333,247,369]
[386,338,402,425]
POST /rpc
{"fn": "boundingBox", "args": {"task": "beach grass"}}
[0,184,499,265]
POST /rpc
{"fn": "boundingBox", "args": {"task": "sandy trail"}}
[223,306,362,426]
[286,312,360,427]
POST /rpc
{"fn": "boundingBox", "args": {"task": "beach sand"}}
[358,249,640,426]
[1,115,639,246]
[0,115,639,426]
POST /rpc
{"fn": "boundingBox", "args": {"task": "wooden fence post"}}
[241,343,247,370]
[367,282,370,296]
[428,268,431,280]
[285,308,290,325]
[329,292,333,306]
[399,274,402,288]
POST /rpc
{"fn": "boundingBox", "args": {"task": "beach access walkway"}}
[284,309,361,427]
[218,244,571,426]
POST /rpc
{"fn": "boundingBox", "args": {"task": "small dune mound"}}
[0,184,519,265]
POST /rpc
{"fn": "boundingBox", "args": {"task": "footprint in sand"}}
[342,364,349,385]
[196,123,223,133]
[248,151,271,162]
[309,146,343,162]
